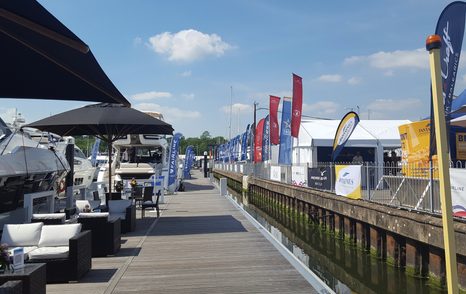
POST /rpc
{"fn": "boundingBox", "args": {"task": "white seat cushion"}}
[1,223,43,247]
[78,212,109,219]
[9,246,38,260]
[108,200,131,214]
[76,200,101,213]
[38,224,82,247]
[28,246,69,260]
[109,212,126,221]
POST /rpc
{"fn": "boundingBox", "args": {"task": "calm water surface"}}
[228,188,445,294]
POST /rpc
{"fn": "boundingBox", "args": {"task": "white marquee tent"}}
[292,119,411,165]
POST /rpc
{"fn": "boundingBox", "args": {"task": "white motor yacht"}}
[0,117,70,224]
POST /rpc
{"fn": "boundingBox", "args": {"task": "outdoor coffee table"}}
[0,263,46,294]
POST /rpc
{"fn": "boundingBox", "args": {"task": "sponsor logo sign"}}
[335,165,361,199]
[291,166,307,186]
[270,166,281,182]
[308,166,333,190]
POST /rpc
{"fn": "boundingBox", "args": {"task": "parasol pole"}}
[107,134,113,203]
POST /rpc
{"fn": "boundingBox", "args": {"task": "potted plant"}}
[0,244,11,273]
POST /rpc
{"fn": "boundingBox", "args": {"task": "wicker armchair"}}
[78,213,121,257]
[105,200,136,233]
[0,281,22,294]
[26,230,92,283]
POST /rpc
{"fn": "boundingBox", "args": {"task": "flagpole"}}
[426,34,458,293]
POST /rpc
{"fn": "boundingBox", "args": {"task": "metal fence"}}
[213,161,466,216]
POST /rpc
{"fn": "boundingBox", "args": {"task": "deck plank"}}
[47,170,318,293]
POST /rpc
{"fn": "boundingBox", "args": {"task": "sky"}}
[1,0,462,138]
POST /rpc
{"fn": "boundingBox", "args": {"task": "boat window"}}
[74,148,86,159]
[123,146,163,164]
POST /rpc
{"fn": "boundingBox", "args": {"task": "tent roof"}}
[297,119,411,148]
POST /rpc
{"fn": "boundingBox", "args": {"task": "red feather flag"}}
[269,95,281,145]
[291,73,302,137]
[254,118,265,162]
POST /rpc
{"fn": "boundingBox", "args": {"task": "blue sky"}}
[1,0,461,138]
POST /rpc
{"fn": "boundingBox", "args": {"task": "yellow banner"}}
[398,120,436,177]
[335,165,361,199]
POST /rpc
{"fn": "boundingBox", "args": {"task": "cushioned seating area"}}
[28,246,69,260]
[1,223,91,283]
[78,212,121,257]
[107,200,135,233]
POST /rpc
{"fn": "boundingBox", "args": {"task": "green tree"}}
[179,131,226,155]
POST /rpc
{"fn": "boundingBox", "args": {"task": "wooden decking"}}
[47,170,318,293]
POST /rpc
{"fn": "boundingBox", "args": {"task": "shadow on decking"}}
[182,182,215,191]
[149,215,247,236]
[116,247,141,257]
[76,268,118,283]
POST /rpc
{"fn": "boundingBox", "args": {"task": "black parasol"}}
[25,103,174,200]
[0,0,130,105]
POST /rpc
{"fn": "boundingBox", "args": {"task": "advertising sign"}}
[270,166,281,182]
[308,166,333,190]
[291,166,307,186]
[398,119,435,177]
[456,132,466,160]
[450,168,466,218]
[335,165,361,199]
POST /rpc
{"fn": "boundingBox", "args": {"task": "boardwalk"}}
[48,170,318,293]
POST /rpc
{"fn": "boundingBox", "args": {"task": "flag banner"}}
[255,118,265,162]
[270,95,281,145]
[279,97,292,165]
[90,138,101,166]
[241,124,250,161]
[183,146,193,179]
[234,135,240,161]
[332,111,360,161]
[168,132,182,186]
[263,115,270,161]
[430,2,466,157]
[291,73,303,138]
[335,165,362,199]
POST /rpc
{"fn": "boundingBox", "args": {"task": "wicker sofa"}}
[78,212,121,257]
[1,222,91,283]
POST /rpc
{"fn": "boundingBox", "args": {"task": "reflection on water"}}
[228,189,445,294]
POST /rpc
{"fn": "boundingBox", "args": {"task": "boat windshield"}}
[0,117,12,143]
[121,146,163,164]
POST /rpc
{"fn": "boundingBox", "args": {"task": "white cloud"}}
[303,101,339,115]
[344,48,428,69]
[367,98,422,112]
[133,37,142,46]
[148,29,232,62]
[347,77,361,85]
[135,103,201,122]
[316,74,342,83]
[221,103,253,114]
[130,91,172,101]
[182,93,195,100]
[181,70,192,77]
